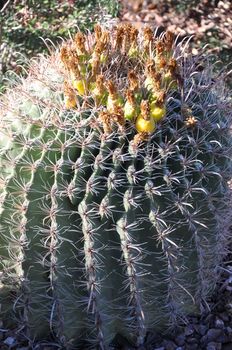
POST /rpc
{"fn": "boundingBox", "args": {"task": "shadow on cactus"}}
[0,23,231,349]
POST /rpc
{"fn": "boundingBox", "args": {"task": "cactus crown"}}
[60,23,182,143]
[0,23,232,350]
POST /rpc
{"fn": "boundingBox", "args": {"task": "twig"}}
[0,0,11,13]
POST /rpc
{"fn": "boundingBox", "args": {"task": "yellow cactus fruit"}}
[72,79,86,96]
[150,101,166,122]
[135,100,156,133]
[135,114,156,133]
[150,90,166,121]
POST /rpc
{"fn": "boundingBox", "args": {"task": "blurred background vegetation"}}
[0,0,119,92]
[0,0,231,92]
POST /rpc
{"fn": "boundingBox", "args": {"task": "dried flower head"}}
[156,40,165,57]
[94,24,102,42]
[91,55,100,77]
[143,27,153,46]
[96,75,105,90]
[125,89,135,105]
[99,111,112,133]
[158,57,167,69]
[60,46,70,66]
[128,70,139,91]
[105,80,117,96]
[74,32,87,55]
[63,80,73,95]
[129,26,138,44]
[101,31,110,47]
[164,31,174,52]
[140,100,150,120]
[68,60,80,78]
[150,71,162,89]
[185,116,197,127]
[145,59,156,75]
[115,25,125,50]
[156,90,166,105]
[133,131,149,147]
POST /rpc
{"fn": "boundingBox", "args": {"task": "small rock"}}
[186,336,198,344]
[3,336,16,346]
[215,317,224,329]
[185,344,199,350]
[206,328,223,342]
[222,2,230,10]
[161,339,177,350]
[195,324,208,336]
[226,326,232,340]
[226,303,232,314]
[176,347,184,350]
[206,342,222,350]
[185,325,195,336]
[145,331,163,345]
[222,344,232,350]
[188,317,198,324]
[219,313,229,322]
[175,333,185,346]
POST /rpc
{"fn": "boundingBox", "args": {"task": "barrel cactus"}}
[0,23,231,349]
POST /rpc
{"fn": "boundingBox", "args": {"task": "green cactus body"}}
[0,25,231,349]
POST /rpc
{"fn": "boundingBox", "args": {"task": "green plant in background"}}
[0,0,119,92]
[0,23,231,349]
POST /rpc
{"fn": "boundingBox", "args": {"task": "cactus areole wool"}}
[0,24,232,349]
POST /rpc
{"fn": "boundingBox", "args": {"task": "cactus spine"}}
[0,23,231,349]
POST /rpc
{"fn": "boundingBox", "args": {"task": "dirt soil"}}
[119,0,232,86]
[120,0,231,51]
